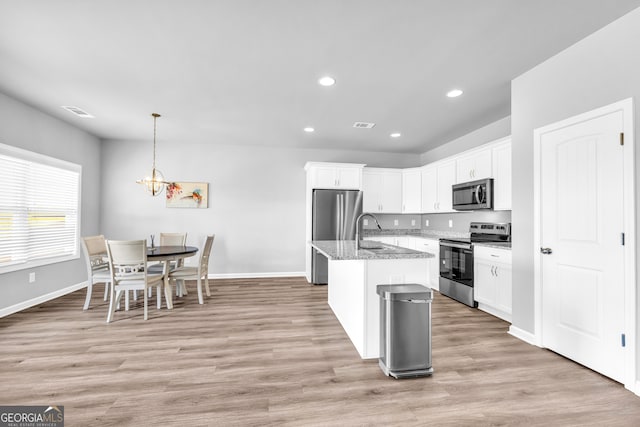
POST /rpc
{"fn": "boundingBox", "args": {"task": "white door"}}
[540,110,625,383]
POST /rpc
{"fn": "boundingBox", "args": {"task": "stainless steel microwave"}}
[452,178,493,211]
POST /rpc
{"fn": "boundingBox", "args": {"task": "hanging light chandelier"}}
[137,113,169,196]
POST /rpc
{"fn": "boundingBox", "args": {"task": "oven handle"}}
[440,241,473,250]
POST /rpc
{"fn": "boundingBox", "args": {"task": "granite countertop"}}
[310,240,435,261]
[363,228,469,239]
[364,229,512,250]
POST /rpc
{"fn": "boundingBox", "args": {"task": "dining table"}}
[147,245,199,309]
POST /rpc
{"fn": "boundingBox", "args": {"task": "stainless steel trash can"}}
[376,284,433,379]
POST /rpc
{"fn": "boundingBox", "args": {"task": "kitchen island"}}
[310,240,435,359]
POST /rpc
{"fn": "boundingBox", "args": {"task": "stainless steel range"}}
[439,222,511,307]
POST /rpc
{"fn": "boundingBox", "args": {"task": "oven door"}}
[439,240,474,286]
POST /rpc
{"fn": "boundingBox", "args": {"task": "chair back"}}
[199,235,215,273]
[106,240,147,278]
[160,233,187,246]
[81,235,109,274]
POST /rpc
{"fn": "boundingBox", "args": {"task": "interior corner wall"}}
[511,6,640,358]
[0,92,102,311]
[419,116,511,165]
[100,141,418,276]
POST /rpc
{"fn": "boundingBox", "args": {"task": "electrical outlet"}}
[448,219,453,228]
[29,272,36,283]
[425,219,430,227]
[394,219,399,226]
[363,219,369,226]
[411,219,416,226]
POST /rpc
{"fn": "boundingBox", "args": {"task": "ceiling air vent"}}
[61,106,94,118]
[353,122,375,129]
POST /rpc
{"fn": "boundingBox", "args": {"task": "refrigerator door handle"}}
[339,194,345,239]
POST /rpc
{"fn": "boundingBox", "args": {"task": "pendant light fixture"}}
[137,113,168,196]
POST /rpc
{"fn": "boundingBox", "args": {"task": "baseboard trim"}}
[508,325,539,347]
[633,381,640,397]
[210,272,305,279]
[0,281,87,318]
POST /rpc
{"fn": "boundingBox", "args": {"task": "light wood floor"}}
[1,277,640,426]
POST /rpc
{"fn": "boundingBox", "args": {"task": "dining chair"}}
[167,234,215,304]
[105,239,165,322]
[147,233,188,297]
[81,235,111,310]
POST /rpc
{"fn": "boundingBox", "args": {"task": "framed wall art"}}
[166,182,208,208]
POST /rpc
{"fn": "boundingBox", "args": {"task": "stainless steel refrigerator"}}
[311,189,363,284]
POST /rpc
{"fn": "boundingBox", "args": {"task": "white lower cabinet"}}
[411,237,440,291]
[367,235,439,290]
[474,246,512,322]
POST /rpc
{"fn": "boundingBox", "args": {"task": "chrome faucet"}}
[355,212,382,249]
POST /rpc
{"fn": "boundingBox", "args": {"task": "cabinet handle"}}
[495,266,498,277]
[491,266,495,276]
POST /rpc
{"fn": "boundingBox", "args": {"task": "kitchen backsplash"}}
[362,210,511,233]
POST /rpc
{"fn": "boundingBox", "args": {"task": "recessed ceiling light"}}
[447,89,463,98]
[318,76,336,87]
[304,127,315,133]
[390,133,401,138]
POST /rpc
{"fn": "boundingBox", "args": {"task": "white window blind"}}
[0,143,81,273]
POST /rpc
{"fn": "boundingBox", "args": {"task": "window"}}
[0,143,81,273]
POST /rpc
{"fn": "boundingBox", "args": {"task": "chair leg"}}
[133,290,138,301]
[125,291,130,311]
[204,276,211,297]
[156,285,162,309]
[83,281,93,310]
[196,277,204,304]
[143,287,148,320]
[107,289,123,323]
[103,282,109,301]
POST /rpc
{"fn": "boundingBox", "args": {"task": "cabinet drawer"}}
[474,245,511,264]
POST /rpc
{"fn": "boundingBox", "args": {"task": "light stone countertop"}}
[310,240,435,261]
[364,229,512,250]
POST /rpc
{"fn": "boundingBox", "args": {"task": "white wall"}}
[420,116,510,165]
[0,92,102,311]
[100,139,419,276]
[511,7,640,375]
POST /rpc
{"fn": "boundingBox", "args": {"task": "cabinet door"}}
[402,170,422,213]
[380,171,402,212]
[456,149,492,183]
[314,167,338,188]
[456,155,476,183]
[336,167,361,189]
[494,262,512,315]
[414,238,440,290]
[436,161,456,212]
[473,149,492,180]
[362,171,382,212]
[492,140,512,210]
[421,166,438,213]
[474,258,496,305]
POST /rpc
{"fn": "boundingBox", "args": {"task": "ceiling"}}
[1,1,639,154]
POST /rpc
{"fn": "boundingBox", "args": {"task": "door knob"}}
[540,247,553,255]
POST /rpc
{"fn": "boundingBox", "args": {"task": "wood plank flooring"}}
[1,277,640,426]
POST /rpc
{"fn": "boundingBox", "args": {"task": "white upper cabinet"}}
[421,160,456,213]
[456,147,492,183]
[305,162,365,190]
[362,168,402,213]
[401,168,422,213]
[491,138,512,210]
